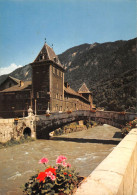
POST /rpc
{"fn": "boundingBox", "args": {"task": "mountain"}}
[58,38,137,112]
[0,38,136,112]
[0,64,31,85]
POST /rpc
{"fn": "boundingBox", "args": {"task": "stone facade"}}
[0,43,93,118]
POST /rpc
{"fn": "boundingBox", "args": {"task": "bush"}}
[23,156,79,195]
[121,118,137,137]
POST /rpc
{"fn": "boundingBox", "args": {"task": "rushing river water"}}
[0,125,122,195]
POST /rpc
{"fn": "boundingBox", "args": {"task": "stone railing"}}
[75,128,137,195]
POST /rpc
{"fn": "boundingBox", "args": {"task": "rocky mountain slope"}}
[58,38,137,112]
[0,38,136,112]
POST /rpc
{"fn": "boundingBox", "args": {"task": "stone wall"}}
[75,128,137,195]
[0,118,14,143]
[0,116,36,143]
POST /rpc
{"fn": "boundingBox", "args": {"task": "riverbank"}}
[52,121,98,136]
[0,136,35,149]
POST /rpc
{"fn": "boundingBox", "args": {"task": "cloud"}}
[0,63,22,76]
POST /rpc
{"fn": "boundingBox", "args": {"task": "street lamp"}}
[46,102,50,114]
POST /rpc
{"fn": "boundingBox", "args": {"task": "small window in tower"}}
[39,55,42,60]
[54,57,57,62]
[53,67,55,74]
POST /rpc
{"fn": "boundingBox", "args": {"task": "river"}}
[0,125,122,195]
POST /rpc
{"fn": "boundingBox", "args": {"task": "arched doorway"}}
[23,127,31,137]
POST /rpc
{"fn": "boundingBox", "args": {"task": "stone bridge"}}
[35,110,137,139]
[0,110,137,142]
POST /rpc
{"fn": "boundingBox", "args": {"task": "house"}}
[0,43,93,118]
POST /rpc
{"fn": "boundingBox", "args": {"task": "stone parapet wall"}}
[75,128,137,195]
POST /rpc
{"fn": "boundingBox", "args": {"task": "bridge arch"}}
[23,127,31,137]
[35,110,137,139]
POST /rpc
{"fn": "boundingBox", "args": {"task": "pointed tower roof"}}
[34,43,63,69]
[78,83,91,93]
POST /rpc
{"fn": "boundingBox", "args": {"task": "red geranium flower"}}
[45,167,56,176]
[69,174,72,177]
[37,171,47,183]
[64,172,67,175]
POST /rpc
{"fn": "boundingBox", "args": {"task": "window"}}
[57,69,59,76]
[25,94,28,98]
[56,93,59,99]
[41,91,45,98]
[56,105,58,111]
[54,57,57,62]
[38,104,42,110]
[60,95,62,100]
[39,55,42,60]
[53,67,55,74]
[16,94,19,99]
[37,92,39,98]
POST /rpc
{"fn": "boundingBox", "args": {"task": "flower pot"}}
[67,111,72,114]
[119,112,126,115]
[90,110,96,113]
[46,114,50,117]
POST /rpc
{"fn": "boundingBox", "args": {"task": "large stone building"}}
[0,43,93,118]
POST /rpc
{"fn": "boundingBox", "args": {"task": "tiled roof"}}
[34,43,63,69]
[78,83,91,93]
[64,86,90,103]
[0,81,32,92]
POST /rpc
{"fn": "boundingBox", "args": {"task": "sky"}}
[0,0,136,75]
